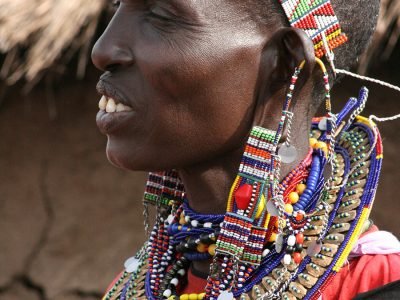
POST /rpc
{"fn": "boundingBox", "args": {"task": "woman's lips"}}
[96,95,136,134]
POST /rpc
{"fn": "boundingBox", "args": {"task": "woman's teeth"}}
[98,95,133,113]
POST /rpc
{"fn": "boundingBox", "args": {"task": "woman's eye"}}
[148,6,172,21]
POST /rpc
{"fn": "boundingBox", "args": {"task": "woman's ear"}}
[254,27,316,126]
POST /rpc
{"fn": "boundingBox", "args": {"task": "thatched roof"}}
[359,0,400,74]
[0,0,107,87]
[0,0,398,87]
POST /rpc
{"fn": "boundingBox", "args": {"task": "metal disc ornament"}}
[266,200,280,216]
[278,144,298,164]
[318,117,328,131]
[275,233,284,253]
[124,257,140,273]
[307,240,323,256]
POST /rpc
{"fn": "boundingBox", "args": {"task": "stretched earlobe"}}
[254,28,315,127]
[280,28,316,79]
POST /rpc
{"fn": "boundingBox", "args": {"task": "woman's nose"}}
[91,29,134,72]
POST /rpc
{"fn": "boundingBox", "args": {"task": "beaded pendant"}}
[279,0,348,58]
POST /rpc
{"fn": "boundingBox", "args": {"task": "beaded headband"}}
[279,0,348,58]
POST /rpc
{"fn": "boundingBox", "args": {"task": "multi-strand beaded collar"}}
[102,87,383,300]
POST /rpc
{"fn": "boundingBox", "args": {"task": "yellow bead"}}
[179,215,186,225]
[189,294,199,300]
[180,295,189,300]
[296,184,306,195]
[269,232,277,242]
[309,138,318,148]
[255,195,266,219]
[285,203,293,215]
[168,297,177,300]
[321,145,328,156]
[275,218,286,229]
[288,192,299,204]
[208,244,217,256]
[197,243,207,253]
[199,293,206,299]
[315,141,327,149]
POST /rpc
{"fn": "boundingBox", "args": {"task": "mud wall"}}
[0,62,399,299]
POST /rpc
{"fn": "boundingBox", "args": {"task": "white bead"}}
[283,254,292,265]
[204,222,212,228]
[177,269,186,276]
[163,289,172,297]
[287,235,296,247]
[167,215,175,224]
[171,278,179,286]
[262,249,270,257]
[185,216,190,222]
[191,220,199,227]
[218,291,234,300]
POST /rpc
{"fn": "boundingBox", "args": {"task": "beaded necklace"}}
[102,86,383,300]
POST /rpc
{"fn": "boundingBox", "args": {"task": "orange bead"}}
[296,233,304,244]
[208,244,216,256]
[293,252,302,264]
[269,232,277,242]
[296,184,307,195]
[295,213,304,221]
[197,243,207,253]
[288,192,299,204]
[285,204,293,215]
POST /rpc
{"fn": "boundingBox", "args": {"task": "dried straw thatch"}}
[0,0,398,88]
[359,0,400,74]
[0,0,107,87]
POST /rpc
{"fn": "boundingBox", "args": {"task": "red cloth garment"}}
[320,253,400,299]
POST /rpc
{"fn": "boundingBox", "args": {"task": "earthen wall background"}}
[1,58,399,299]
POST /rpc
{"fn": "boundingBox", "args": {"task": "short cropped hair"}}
[242,0,381,107]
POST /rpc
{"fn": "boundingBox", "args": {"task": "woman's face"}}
[92,1,269,170]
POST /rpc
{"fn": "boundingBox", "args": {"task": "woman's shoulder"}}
[321,226,400,300]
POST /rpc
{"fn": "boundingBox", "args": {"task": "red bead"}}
[293,252,302,264]
[295,213,304,221]
[296,233,304,244]
[234,184,253,210]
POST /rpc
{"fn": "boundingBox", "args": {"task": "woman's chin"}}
[105,139,163,171]
[105,139,139,170]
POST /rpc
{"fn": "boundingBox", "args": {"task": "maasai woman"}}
[92,0,400,299]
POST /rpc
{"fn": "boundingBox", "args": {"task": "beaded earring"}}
[276,61,305,165]
[143,170,186,234]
